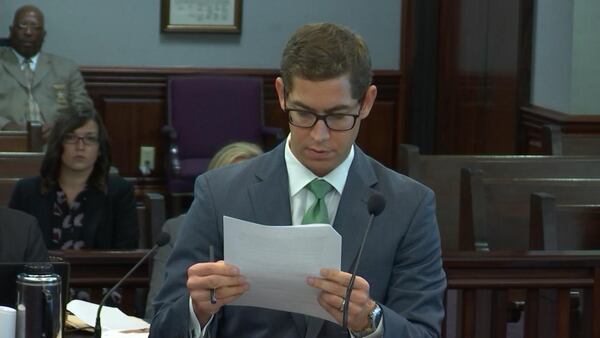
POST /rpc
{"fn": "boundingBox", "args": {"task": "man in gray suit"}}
[150,23,446,338]
[0,207,48,262]
[0,5,93,137]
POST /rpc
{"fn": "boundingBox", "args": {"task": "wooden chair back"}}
[459,168,600,251]
[542,124,600,156]
[0,152,44,205]
[136,192,166,249]
[0,121,43,152]
[396,144,600,250]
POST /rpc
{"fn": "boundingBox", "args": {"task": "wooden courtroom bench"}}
[459,168,600,251]
[137,192,166,249]
[0,121,43,152]
[530,192,600,251]
[529,193,600,338]
[396,143,600,250]
[542,124,600,156]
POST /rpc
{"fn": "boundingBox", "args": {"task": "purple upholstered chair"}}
[162,74,283,212]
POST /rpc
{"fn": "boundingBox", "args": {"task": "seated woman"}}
[145,141,263,320]
[9,109,138,250]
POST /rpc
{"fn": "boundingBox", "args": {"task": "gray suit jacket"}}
[0,47,93,129]
[149,143,446,338]
[0,206,49,262]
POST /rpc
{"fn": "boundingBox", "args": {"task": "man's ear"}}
[359,85,378,120]
[275,77,286,111]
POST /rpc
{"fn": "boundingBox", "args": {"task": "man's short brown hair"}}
[280,23,372,100]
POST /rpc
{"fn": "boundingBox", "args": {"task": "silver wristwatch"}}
[350,304,382,338]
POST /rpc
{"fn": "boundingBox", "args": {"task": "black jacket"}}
[9,175,138,249]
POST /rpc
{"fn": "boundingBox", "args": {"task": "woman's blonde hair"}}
[207,142,263,170]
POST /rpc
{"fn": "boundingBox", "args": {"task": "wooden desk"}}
[55,250,600,338]
[50,250,150,317]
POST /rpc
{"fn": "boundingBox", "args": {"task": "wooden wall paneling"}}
[101,98,165,177]
[433,0,533,154]
[400,0,439,153]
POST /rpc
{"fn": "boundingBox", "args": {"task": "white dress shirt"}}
[12,49,40,71]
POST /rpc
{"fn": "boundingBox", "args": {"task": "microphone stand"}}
[342,212,375,330]
[94,232,170,338]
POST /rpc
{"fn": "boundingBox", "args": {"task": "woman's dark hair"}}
[41,109,112,192]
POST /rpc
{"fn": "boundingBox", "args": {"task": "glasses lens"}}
[289,110,316,128]
[83,136,99,145]
[64,134,77,144]
[326,115,356,131]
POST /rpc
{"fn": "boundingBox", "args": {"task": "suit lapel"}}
[307,147,379,338]
[32,53,50,89]
[248,143,292,226]
[334,147,378,272]
[1,50,29,89]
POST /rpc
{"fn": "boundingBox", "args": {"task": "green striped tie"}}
[302,179,333,224]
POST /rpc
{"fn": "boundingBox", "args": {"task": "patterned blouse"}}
[50,188,90,250]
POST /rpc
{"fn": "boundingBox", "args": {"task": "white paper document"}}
[67,299,149,334]
[223,216,341,322]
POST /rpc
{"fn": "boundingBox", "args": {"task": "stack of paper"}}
[66,299,149,337]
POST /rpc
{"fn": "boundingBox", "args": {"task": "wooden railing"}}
[50,250,150,317]
[443,251,600,338]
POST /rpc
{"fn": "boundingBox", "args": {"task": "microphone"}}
[94,232,171,338]
[342,192,386,330]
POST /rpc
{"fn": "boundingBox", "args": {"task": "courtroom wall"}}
[531,0,600,115]
[0,0,401,69]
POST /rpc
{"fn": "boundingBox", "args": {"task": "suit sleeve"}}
[25,217,50,262]
[149,175,221,338]
[381,188,446,338]
[67,65,93,111]
[110,177,139,249]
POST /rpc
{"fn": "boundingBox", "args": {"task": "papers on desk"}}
[223,216,341,322]
[66,299,149,337]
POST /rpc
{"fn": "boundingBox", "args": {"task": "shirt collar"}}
[12,48,40,70]
[284,134,354,197]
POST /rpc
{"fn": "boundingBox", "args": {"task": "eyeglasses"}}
[63,134,99,146]
[16,22,43,32]
[283,95,363,132]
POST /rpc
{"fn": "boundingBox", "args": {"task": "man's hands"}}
[307,268,376,331]
[187,261,249,325]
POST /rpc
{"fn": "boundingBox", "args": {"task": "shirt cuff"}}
[349,314,384,338]
[188,296,214,338]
